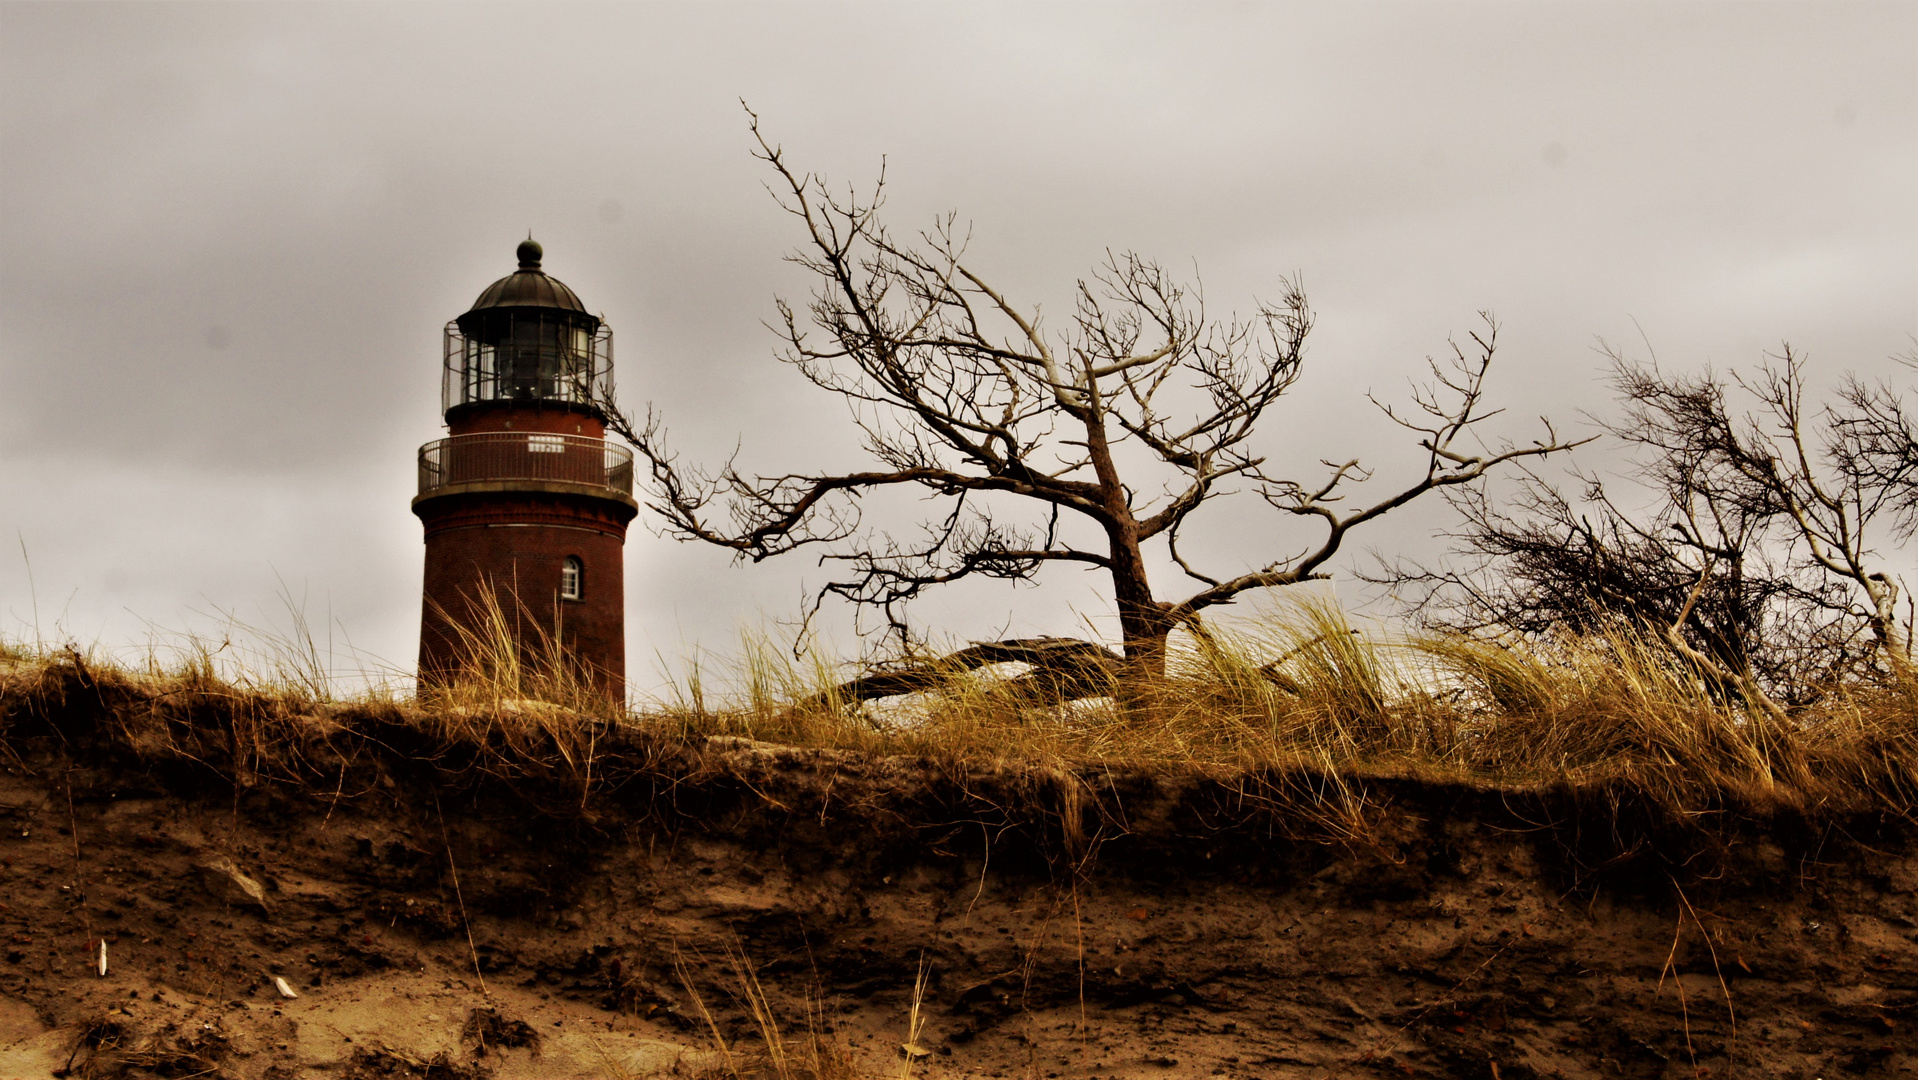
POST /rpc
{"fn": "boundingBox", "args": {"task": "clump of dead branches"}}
[1378,345,1917,716]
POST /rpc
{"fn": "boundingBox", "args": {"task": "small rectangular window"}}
[560,556,583,601]
[528,434,566,453]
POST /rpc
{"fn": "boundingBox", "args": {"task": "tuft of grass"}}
[59,1012,228,1079]
[421,580,618,716]
[673,939,862,1080]
[410,581,634,802]
[1409,623,1826,809]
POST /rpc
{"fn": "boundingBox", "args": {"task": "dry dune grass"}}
[665,600,1917,824]
[420,582,613,717]
[2,596,1913,835]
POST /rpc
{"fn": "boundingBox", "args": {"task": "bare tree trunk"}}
[1109,530,1175,679]
[1862,573,1915,682]
[1082,389,1176,681]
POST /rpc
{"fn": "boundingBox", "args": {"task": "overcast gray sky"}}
[2,2,1913,693]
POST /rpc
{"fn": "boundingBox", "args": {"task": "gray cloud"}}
[3,2,1913,692]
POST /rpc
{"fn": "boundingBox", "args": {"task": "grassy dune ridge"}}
[4,599,1913,850]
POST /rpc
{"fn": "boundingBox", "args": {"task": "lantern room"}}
[442,238,613,420]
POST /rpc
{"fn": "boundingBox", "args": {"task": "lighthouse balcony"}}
[415,432,636,504]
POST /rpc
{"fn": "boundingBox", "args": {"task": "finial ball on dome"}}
[517,238,543,269]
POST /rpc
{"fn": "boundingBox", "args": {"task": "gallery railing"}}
[417,433,635,498]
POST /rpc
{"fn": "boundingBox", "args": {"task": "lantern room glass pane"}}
[443,315,613,416]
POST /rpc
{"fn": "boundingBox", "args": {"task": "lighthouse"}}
[413,239,636,697]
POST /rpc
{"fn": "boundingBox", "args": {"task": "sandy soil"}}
[0,738,1914,1079]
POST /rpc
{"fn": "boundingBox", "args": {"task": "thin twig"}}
[434,791,488,997]
[1657,907,1697,1073]
[64,770,93,974]
[1672,878,1737,1055]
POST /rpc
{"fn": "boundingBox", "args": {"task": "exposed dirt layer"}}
[0,675,1914,1077]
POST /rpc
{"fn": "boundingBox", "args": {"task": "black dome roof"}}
[462,239,593,318]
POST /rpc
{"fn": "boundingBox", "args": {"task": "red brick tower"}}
[413,239,637,696]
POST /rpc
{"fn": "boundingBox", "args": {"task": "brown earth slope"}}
[0,663,1913,1079]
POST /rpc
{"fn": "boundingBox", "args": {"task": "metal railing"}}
[417,433,635,498]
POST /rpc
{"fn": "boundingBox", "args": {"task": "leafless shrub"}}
[1379,344,1917,711]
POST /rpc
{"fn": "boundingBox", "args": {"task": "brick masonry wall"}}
[416,491,631,697]
[447,403,605,438]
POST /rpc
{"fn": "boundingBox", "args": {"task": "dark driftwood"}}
[804,638,1125,711]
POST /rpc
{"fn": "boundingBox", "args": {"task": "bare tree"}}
[608,113,1580,679]
[1387,457,1864,708]
[1385,344,1916,703]
[1730,349,1918,678]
